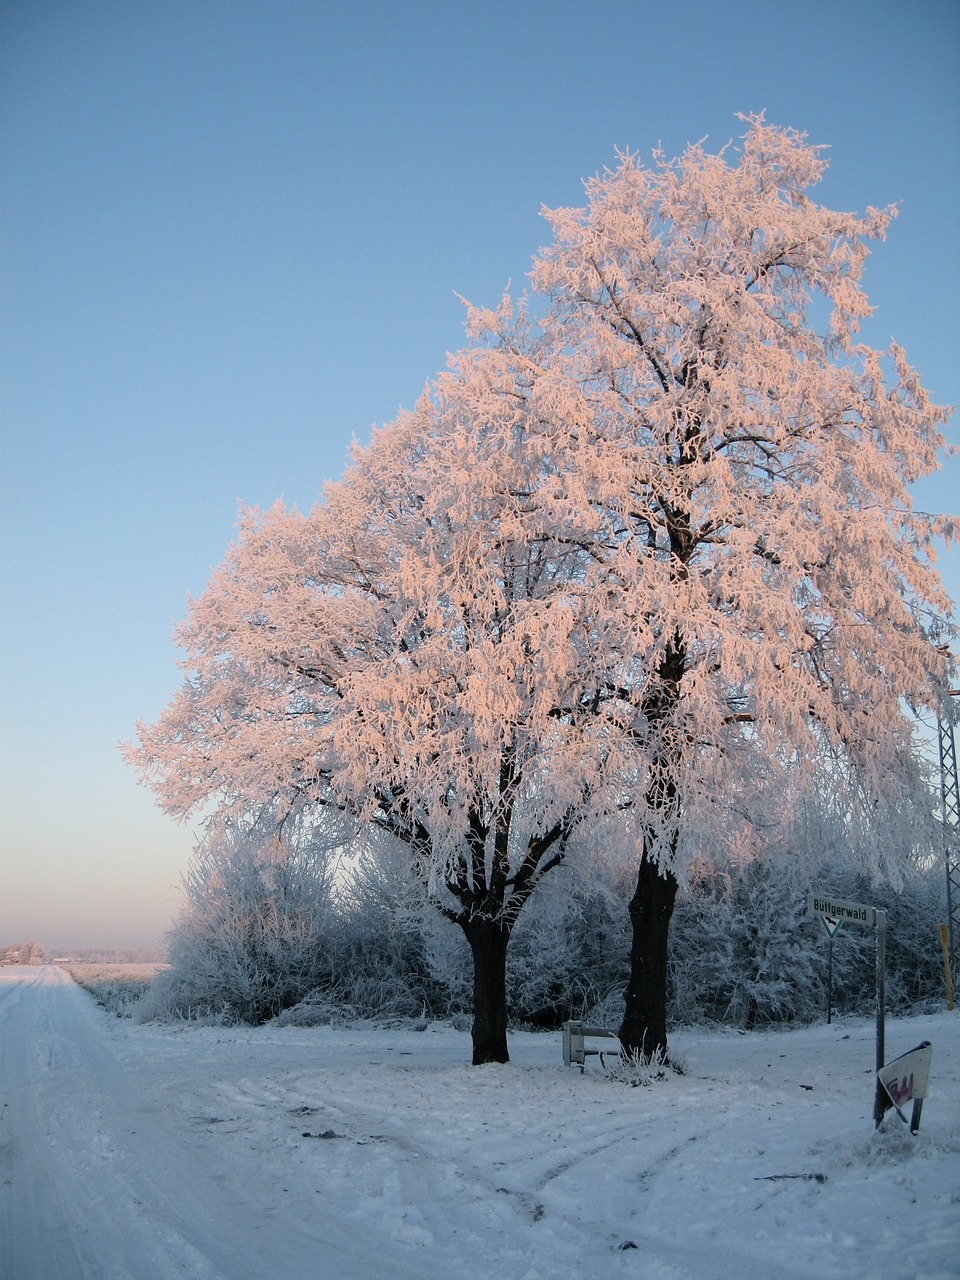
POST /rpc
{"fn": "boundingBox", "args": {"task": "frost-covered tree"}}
[522,114,954,1056]
[0,941,47,966]
[127,338,644,1062]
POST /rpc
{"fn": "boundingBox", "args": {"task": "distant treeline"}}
[0,942,167,965]
[0,941,48,966]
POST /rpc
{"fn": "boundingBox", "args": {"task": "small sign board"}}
[878,1041,933,1109]
[807,893,877,928]
[877,1041,933,1134]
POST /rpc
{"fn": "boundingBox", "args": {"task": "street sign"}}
[807,893,877,928]
[878,1041,933,1134]
[807,889,888,1126]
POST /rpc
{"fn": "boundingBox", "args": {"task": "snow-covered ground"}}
[1,966,957,1279]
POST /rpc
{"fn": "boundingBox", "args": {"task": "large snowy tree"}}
[128,116,954,1062]
[127,333,649,1063]
[520,114,954,1056]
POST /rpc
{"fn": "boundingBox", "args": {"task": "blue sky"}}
[2,0,958,949]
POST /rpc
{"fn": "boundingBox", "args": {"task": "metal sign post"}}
[817,914,844,1024]
[807,892,886,1126]
[873,908,887,1128]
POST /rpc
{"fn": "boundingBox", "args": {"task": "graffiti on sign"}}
[877,1041,933,1134]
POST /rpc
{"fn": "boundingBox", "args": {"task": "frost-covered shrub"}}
[668,858,827,1028]
[664,850,947,1029]
[506,868,628,1028]
[322,808,947,1033]
[137,786,947,1032]
[418,915,472,1020]
[824,867,948,1015]
[138,817,337,1025]
[332,833,460,1020]
[603,1045,673,1086]
[327,838,629,1029]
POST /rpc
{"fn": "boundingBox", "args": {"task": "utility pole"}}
[938,692,960,984]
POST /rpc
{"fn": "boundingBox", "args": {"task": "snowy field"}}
[1,966,957,1279]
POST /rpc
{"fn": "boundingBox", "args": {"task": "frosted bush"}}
[140,817,337,1025]
[602,1045,673,1086]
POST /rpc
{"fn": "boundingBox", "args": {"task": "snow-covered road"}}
[2,965,958,1279]
[0,966,424,1279]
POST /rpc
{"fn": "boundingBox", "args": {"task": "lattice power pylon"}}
[938,709,960,979]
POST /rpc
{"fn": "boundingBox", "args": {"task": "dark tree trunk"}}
[619,852,679,1061]
[461,917,510,1065]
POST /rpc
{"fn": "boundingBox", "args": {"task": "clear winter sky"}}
[2,1,958,950]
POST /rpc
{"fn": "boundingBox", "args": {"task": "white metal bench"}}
[562,1020,622,1072]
